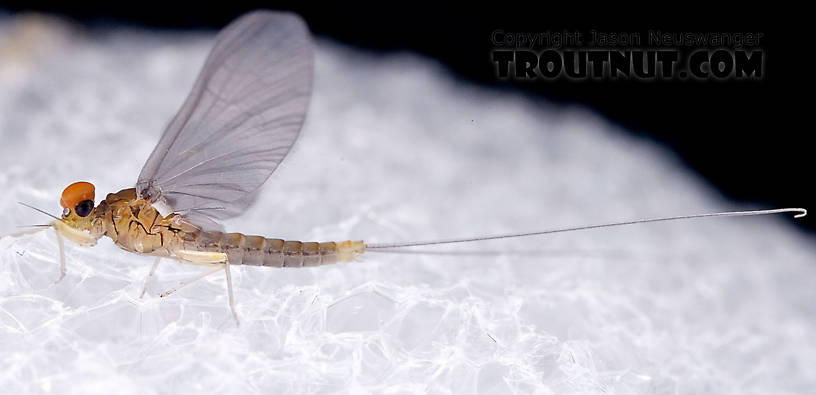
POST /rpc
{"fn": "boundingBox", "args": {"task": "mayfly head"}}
[58,181,96,231]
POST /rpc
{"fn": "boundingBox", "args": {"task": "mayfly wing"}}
[136,11,313,228]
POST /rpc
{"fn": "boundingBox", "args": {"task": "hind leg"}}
[223,260,239,326]
[159,264,224,297]
[164,250,240,326]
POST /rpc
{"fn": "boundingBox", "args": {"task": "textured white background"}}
[1,13,814,395]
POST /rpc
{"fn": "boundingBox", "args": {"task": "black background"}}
[4,5,812,232]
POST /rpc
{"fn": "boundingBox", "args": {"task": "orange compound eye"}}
[60,181,95,209]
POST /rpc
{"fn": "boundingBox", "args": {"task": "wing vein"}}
[135,11,314,229]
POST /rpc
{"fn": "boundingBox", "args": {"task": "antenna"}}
[18,202,61,221]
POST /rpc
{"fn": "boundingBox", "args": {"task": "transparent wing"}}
[136,11,313,226]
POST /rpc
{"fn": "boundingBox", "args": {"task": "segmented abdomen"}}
[182,230,365,267]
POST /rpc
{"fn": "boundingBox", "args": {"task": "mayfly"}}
[28,11,805,325]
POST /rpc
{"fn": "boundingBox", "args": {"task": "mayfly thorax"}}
[31,10,805,326]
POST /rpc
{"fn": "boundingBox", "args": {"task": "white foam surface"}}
[1,13,814,394]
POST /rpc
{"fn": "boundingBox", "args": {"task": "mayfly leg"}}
[223,260,239,326]
[140,257,162,298]
[54,226,66,284]
[16,202,68,283]
[159,264,224,298]
[160,250,240,326]
[158,263,239,327]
